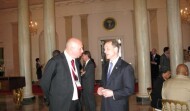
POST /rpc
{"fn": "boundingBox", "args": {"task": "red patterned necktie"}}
[71,59,82,98]
[71,59,78,80]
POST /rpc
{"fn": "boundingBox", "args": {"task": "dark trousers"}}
[69,100,81,111]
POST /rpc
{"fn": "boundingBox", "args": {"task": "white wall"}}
[0,0,189,81]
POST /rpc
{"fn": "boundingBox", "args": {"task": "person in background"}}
[162,64,190,110]
[35,58,43,82]
[76,57,83,71]
[97,40,135,111]
[184,49,190,74]
[150,48,160,86]
[151,67,171,110]
[0,64,5,76]
[81,51,96,111]
[40,38,83,111]
[52,50,61,57]
[160,47,170,72]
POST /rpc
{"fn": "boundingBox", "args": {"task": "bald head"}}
[176,64,189,76]
[151,48,157,55]
[65,37,83,59]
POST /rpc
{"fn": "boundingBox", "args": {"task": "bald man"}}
[40,38,83,111]
[162,64,190,110]
[150,48,160,86]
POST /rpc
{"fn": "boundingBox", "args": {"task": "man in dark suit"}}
[35,58,43,82]
[150,66,171,110]
[150,48,160,86]
[97,40,135,111]
[81,51,96,111]
[40,38,83,111]
[160,47,170,72]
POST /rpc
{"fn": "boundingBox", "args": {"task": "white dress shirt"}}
[64,50,81,100]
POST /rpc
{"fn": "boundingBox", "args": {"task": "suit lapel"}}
[84,59,92,70]
[61,53,71,75]
[84,60,90,70]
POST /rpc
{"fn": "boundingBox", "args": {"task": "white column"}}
[65,16,73,41]
[167,0,183,76]
[44,0,56,62]
[134,0,151,104]
[80,14,89,50]
[18,0,34,99]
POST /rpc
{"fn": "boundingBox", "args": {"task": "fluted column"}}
[134,0,151,104]
[149,9,159,50]
[167,0,183,76]
[65,16,73,41]
[80,14,89,50]
[18,0,34,99]
[44,0,56,62]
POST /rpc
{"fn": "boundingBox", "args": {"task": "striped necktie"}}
[107,62,113,80]
[71,59,78,80]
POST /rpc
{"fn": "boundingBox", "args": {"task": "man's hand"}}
[97,87,104,96]
[151,61,157,65]
[102,89,113,98]
[80,69,86,75]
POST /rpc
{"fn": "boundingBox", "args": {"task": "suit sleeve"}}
[113,64,135,100]
[40,59,56,101]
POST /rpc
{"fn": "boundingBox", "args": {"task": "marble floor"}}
[0,94,152,111]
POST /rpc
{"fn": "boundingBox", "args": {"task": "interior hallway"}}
[0,94,152,111]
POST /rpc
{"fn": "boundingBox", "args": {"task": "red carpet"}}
[94,84,99,93]
[32,84,43,95]
[0,90,12,95]
[135,83,138,92]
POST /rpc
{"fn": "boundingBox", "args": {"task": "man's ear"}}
[114,47,119,53]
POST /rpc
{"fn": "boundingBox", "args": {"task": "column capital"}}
[64,16,73,19]
[80,14,88,19]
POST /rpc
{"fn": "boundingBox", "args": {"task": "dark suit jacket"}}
[151,76,165,109]
[160,54,170,71]
[101,58,135,111]
[81,59,96,111]
[150,53,160,78]
[40,53,81,111]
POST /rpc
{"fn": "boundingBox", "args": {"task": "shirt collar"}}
[86,59,90,65]
[110,56,119,65]
[64,50,74,62]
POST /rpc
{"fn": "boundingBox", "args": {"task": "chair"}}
[162,99,189,111]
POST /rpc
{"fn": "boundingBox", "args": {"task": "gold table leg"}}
[13,88,23,106]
